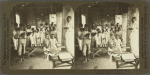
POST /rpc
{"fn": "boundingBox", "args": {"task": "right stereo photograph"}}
[75,2,139,69]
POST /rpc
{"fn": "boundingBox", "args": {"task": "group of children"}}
[11,23,58,62]
[77,23,123,63]
[28,26,57,47]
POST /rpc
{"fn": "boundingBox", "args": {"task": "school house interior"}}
[10,2,74,69]
[75,2,140,69]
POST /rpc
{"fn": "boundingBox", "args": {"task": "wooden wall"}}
[13,4,62,28]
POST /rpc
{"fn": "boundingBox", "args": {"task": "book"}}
[59,53,73,60]
[122,53,136,61]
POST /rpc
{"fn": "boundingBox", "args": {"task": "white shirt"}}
[26,29,32,33]
[36,32,40,38]
[65,21,74,32]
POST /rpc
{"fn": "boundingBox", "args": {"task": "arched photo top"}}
[9,1,75,70]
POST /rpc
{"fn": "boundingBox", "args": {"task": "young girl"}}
[40,28,45,46]
[77,28,84,51]
[82,32,91,63]
[30,28,36,47]
[105,29,110,46]
[98,30,102,47]
[91,28,97,48]
[36,29,41,46]
[115,35,122,53]
[107,34,116,61]
[50,34,58,51]
[43,34,51,59]
[50,27,57,40]
[101,29,106,47]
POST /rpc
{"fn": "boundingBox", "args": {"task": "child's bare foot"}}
[16,58,22,63]
[82,59,87,63]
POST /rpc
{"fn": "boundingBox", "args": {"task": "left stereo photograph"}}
[10,2,75,69]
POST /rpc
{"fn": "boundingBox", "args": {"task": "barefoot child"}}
[50,34,58,52]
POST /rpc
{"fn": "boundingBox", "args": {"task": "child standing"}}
[115,35,122,53]
[17,26,27,62]
[36,29,41,46]
[105,29,110,46]
[30,28,36,47]
[101,29,106,47]
[40,28,45,46]
[98,30,102,47]
[50,34,58,51]
[43,34,51,59]
[77,28,84,51]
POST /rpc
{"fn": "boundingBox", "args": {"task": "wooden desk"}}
[50,52,73,68]
[114,55,139,69]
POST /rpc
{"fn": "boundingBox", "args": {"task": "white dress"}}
[65,22,74,56]
[50,38,58,51]
[101,33,106,44]
[36,32,41,44]
[105,31,109,44]
[130,22,139,56]
[30,33,36,45]
[40,30,45,44]
[115,39,122,52]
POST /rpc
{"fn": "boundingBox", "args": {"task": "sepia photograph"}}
[10,2,74,69]
[1,1,149,74]
[75,2,140,69]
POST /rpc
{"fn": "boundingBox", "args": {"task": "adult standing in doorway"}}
[130,17,139,56]
[64,16,74,56]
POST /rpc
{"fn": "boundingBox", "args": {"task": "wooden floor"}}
[10,47,72,69]
[10,47,138,69]
[75,48,136,69]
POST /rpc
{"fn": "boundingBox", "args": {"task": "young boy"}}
[82,27,91,63]
[12,23,20,51]
[17,25,27,62]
